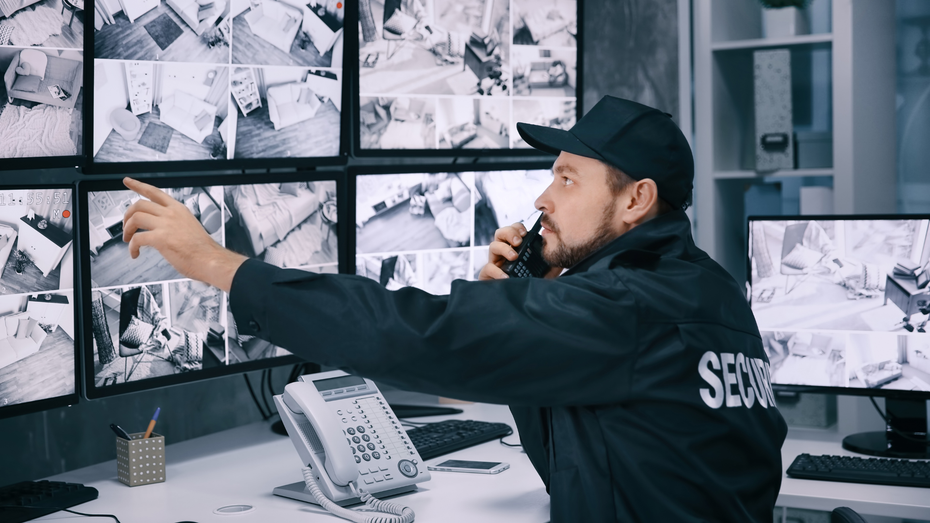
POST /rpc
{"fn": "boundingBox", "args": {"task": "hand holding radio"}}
[478,222,529,281]
[479,216,561,280]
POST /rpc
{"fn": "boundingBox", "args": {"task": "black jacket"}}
[231,210,788,522]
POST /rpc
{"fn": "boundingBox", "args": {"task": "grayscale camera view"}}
[474,169,550,246]
[512,46,576,97]
[0,291,75,408]
[358,0,511,97]
[750,219,930,333]
[88,187,225,289]
[0,189,74,296]
[359,95,436,149]
[224,181,338,271]
[94,0,231,63]
[356,172,474,254]
[92,62,231,163]
[0,48,83,159]
[357,0,578,151]
[847,333,930,392]
[512,0,576,47]
[437,97,509,149]
[230,67,341,159]
[232,0,344,68]
[356,249,470,296]
[89,282,225,386]
[762,330,846,387]
[92,1,344,163]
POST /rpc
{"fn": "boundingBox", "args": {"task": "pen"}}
[110,423,132,440]
[143,407,160,439]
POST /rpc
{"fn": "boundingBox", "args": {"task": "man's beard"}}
[541,200,620,269]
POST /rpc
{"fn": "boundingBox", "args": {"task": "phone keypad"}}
[333,395,423,486]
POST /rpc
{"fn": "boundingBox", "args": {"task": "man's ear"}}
[625,179,660,223]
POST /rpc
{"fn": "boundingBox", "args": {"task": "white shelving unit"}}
[693,0,898,282]
[124,61,154,115]
[231,66,261,116]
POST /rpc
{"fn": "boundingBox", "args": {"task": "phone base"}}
[273,481,418,507]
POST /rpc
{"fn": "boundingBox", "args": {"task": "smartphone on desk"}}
[428,460,510,474]
[501,214,550,278]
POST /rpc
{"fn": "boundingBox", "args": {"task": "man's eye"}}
[562,177,574,186]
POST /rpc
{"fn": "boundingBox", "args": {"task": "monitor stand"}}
[842,398,930,459]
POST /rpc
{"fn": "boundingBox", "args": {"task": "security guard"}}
[122,96,788,522]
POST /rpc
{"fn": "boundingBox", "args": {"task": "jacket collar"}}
[563,210,704,275]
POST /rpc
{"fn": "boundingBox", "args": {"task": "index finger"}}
[494,222,529,246]
[123,177,174,207]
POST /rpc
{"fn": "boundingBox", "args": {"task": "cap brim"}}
[517,123,604,161]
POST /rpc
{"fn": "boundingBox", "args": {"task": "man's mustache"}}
[541,214,558,234]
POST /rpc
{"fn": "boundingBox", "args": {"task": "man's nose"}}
[535,185,554,214]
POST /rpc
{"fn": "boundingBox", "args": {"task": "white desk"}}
[778,430,930,521]
[34,406,930,522]
[37,404,550,523]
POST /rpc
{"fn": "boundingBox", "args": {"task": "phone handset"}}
[282,382,358,487]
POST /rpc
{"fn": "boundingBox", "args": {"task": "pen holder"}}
[116,433,166,487]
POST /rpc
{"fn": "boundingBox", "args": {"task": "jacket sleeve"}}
[230,258,639,407]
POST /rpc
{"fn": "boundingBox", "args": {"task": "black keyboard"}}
[0,480,98,523]
[406,419,513,461]
[787,453,930,488]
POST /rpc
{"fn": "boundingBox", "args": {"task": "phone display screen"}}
[436,460,501,470]
[313,375,366,392]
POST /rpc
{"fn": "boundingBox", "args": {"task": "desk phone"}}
[273,370,429,521]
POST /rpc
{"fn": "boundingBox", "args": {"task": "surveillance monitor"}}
[89,0,346,173]
[0,186,78,419]
[353,163,552,293]
[748,215,930,396]
[79,174,344,398]
[353,0,580,155]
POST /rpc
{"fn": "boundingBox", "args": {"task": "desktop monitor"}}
[0,43,85,169]
[78,174,345,398]
[748,215,930,458]
[88,0,346,173]
[352,0,581,155]
[352,163,552,294]
[0,186,78,419]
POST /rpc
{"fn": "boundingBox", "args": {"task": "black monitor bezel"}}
[348,0,585,158]
[78,171,348,400]
[0,183,80,420]
[348,160,555,265]
[82,15,351,175]
[747,213,930,401]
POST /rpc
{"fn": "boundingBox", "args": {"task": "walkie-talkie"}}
[502,215,551,278]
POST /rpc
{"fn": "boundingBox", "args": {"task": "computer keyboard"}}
[787,453,930,488]
[0,480,99,523]
[406,419,513,461]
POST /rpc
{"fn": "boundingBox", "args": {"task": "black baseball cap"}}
[517,96,694,209]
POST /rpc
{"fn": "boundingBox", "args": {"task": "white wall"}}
[261,66,307,92]
[304,71,341,110]
[57,292,74,341]
[92,61,129,156]
[159,63,212,102]
[0,295,27,317]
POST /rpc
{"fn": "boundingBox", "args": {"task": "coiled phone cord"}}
[302,467,416,523]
